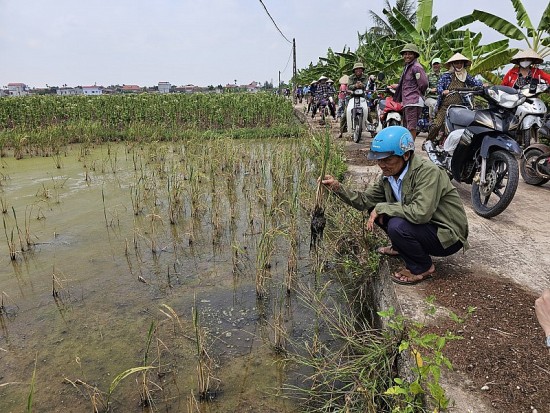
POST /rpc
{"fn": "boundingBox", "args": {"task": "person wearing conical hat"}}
[426,52,483,142]
[393,43,429,140]
[336,75,349,121]
[312,75,336,120]
[501,48,550,89]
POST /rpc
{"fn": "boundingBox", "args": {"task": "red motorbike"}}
[378,86,403,127]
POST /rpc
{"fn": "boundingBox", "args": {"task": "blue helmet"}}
[367,126,415,160]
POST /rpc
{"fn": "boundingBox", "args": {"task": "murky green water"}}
[0,139,323,412]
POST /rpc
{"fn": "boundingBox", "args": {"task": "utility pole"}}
[292,38,297,104]
[278,71,281,95]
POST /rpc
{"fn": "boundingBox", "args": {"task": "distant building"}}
[245,81,261,93]
[158,82,171,94]
[121,84,142,93]
[7,83,29,96]
[82,85,102,95]
[57,87,83,96]
[175,84,200,94]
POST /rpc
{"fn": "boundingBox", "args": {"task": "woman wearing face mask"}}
[426,53,483,143]
[501,48,550,89]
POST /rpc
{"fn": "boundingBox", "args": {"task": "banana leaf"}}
[416,0,434,34]
[472,10,526,41]
[511,0,534,30]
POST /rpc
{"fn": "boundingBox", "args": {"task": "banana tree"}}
[472,0,550,58]
[380,0,477,68]
[450,30,518,84]
[296,47,358,86]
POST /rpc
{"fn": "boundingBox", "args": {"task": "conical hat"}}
[339,74,349,84]
[445,53,472,68]
[510,48,543,65]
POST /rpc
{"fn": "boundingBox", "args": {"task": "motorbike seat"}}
[447,105,475,127]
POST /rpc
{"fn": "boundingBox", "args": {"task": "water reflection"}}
[0,139,320,412]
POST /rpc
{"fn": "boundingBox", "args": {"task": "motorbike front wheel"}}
[471,150,519,218]
[522,126,538,148]
[353,115,363,143]
[520,146,550,186]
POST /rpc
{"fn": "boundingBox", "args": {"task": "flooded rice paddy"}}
[0,138,334,412]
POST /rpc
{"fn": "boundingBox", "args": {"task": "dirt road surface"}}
[300,107,550,413]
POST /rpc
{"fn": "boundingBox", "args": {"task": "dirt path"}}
[298,103,550,413]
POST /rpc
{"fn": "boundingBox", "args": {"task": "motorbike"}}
[416,105,432,134]
[365,91,381,137]
[422,85,525,218]
[345,88,368,142]
[520,112,550,186]
[378,86,403,127]
[520,141,550,186]
[313,94,332,123]
[514,80,548,147]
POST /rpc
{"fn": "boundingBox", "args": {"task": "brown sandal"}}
[391,265,435,285]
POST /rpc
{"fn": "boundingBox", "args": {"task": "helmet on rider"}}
[510,48,543,68]
[352,62,365,75]
[431,58,442,66]
[400,43,420,58]
[369,74,376,81]
[327,78,334,84]
[318,75,328,82]
[367,126,415,160]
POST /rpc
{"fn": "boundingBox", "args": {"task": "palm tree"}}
[472,0,550,58]
[368,0,417,36]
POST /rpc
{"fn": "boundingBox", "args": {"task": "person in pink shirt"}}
[336,75,349,121]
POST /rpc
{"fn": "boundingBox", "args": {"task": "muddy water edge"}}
[0,137,371,412]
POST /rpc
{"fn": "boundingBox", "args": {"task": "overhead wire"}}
[280,45,294,74]
[258,0,292,44]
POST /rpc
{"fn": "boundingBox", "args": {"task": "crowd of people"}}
[303,44,550,350]
[300,46,550,145]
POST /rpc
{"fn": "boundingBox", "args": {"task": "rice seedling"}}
[186,390,201,413]
[11,207,27,254]
[192,296,218,401]
[272,289,288,355]
[0,197,7,214]
[2,214,17,260]
[27,354,37,413]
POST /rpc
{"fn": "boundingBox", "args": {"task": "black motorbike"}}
[520,113,550,186]
[423,86,525,218]
[416,105,432,134]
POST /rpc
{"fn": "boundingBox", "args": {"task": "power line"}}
[280,45,294,74]
[258,0,292,44]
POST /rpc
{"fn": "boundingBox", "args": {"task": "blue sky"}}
[0,0,544,88]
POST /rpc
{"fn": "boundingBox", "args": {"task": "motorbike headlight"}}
[354,89,364,95]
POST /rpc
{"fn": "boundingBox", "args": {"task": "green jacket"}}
[333,154,469,249]
[348,73,367,91]
[427,70,442,98]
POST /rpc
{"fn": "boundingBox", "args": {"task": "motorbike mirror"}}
[377,72,386,81]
